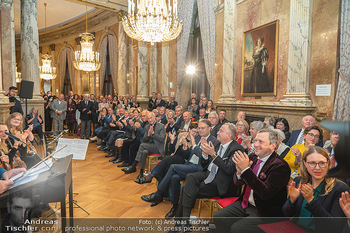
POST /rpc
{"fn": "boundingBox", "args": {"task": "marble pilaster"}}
[20,0,44,116]
[137,42,148,102]
[128,40,135,96]
[117,24,127,96]
[218,0,236,103]
[161,42,169,99]
[149,46,157,94]
[0,0,16,91]
[281,0,313,105]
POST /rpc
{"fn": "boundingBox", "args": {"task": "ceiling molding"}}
[16,9,120,46]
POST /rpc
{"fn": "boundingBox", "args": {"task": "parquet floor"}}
[53,136,210,219]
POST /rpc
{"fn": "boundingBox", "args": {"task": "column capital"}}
[0,0,13,6]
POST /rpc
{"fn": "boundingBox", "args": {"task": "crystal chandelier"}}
[39,53,57,80]
[73,5,101,72]
[15,66,21,83]
[122,0,183,45]
[39,3,57,80]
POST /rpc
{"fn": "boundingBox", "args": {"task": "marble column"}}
[218,0,236,103]
[20,0,44,116]
[281,0,313,105]
[137,42,148,102]
[0,0,16,91]
[128,40,135,96]
[149,46,157,94]
[118,24,127,96]
[162,42,169,99]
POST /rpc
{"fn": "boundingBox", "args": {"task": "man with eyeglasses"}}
[208,112,220,138]
[287,115,323,147]
[213,128,290,233]
[141,119,218,218]
[172,123,244,228]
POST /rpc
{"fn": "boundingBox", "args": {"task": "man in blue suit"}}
[287,115,323,147]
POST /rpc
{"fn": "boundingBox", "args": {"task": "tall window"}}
[103,39,114,96]
[63,61,72,95]
[188,3,209,98]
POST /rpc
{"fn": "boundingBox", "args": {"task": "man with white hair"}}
[286,115,323,147]
[123,112,165,182]
[79,94,94,139]
[208,112,220,138]
[51,93,67,136]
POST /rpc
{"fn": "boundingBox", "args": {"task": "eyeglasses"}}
[307,133,320,139]
[306,161,328,168]
[12,118,21,121]
[237,124,245,127]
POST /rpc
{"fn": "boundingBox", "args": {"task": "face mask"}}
[49,99,53,102]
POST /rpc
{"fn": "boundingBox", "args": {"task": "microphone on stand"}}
[47,129,68,146]
[5,132,54,174]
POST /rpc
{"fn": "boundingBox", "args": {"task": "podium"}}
[0,155,73,233]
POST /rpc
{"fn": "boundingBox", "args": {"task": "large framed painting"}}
[241,20,278,96]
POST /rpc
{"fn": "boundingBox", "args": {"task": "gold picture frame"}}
[241,20,279,96]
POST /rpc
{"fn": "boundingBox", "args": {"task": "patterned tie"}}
[241,159,263,209]
[204,145,223,184]
[297,131,304,145]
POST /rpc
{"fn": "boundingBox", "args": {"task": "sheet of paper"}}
[9,159,54,189]
[53,138,89,160]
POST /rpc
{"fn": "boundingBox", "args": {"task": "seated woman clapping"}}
[282,146,350,232]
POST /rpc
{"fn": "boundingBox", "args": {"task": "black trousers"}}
[121,139,140,163]
[97,126,113,140]
[213,201,263,233]
[152,155,186,183]
[175,171,220,218]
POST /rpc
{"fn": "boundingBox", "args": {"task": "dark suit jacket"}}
[79,100,94,121]
[201,140,244,197]
[179,120,192,131]
[148,98,157,110]
[166,101,178,110]
[91,101,99,123]
[143,122,165,155]
[210,124,221,138]
[287,129,323,147]
[219,118,229,125]
[156,99,166,107]
[173,115,184,133]
[283,177,350,232]
[233,152,291,217]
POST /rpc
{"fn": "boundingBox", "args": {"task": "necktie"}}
[204,145,223,184]
[241,159,263,209]
[189,141,202,164]
[297,131,304,145]
[85,101,88,106]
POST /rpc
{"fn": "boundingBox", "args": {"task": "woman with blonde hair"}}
[6,112,34,158]
[283,146,350,232]
[235,119,249,145]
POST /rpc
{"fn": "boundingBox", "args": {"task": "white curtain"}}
[176,0,196,102]
[333,0,350,121]
[99,36,108,94]
[66,48,75,92]
[58,48,67,93]
[108,35,118,93]
[197,0,216,100]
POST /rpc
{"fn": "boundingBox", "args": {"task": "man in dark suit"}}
[179,111,192,132]
[155,93,166,108]
[219,109,229,124]
[287,115,323,147]
[173,106,184,133]
[213,128,291,233]
[157,106,167,125]
[79,94,94,139]
[195,108,207,121]
[140,119,219,217]
[7,86,23,115]
[208,112,221,138]
[90,94,100,136]
[148,92,157,110]
[174,123,244,220]
[166,95,178,110]
[123,112,165,180]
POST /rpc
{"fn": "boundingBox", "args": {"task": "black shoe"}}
[102,146,110,151]
[113,158,123,164]
[141,193,163,205]
[105,153,114,158]
[117,162,129,167]
[165,206,177,219]
[98,146,106,151]
[135,177,151,184]
[90,140,97,143]
[96,141,105,146]
[109,157,118,162]
[134,173,144,183]
[123,166,136,174]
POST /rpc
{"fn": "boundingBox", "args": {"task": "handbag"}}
[76,128,81,136]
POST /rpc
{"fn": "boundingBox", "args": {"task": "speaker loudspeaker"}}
[19,80,34,99]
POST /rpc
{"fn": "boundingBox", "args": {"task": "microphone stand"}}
[47,129,68,146]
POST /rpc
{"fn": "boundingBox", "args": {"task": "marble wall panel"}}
[162,42,170,99]
[214,11,224,103]
[149,46,157,94]
[137,42,148,101]
[117,24,127,96]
